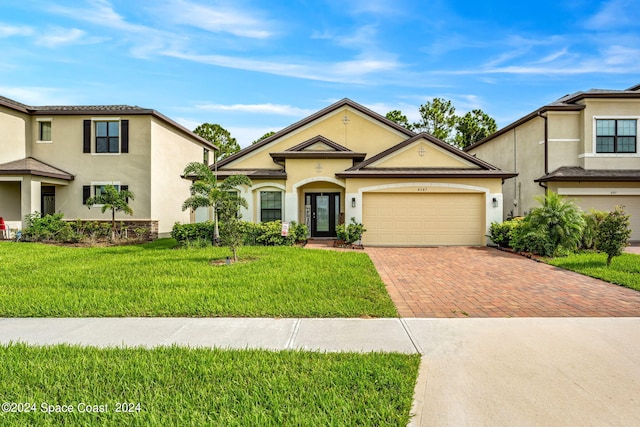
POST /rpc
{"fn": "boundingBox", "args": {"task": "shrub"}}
[510,217,553,256]
[580,209,608,250]
[171,222,216,246]
[522,192,585,257]
[488,219,520,247]
[596,206,631,266]
[336,218,367,244]
[22,212,82,243]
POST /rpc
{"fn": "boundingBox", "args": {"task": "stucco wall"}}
[31,115,153,221]
[0,106,28,163]
[0,181,21,221]
[150,117,207,236]
[223,106,408,169]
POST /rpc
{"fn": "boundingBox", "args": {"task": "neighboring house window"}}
[260,191,282,222]
[84,119,128,154]
[38,120,52,142]
[596,119,637,153]
[82,184,129,204]
[95,121,120,153]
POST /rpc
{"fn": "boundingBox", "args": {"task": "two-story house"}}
[0,96,216,237]
[215,98,514,246]
[466,84,640,241]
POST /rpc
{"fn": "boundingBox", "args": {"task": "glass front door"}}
[307,193,340,237]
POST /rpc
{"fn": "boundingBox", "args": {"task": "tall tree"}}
[252,131,276,145]
[181,162,251,261]
[412,98,457,142]
[86,184,135,240]
[385,110,413,131]
[454,109,497,148]
[193,123,240,161]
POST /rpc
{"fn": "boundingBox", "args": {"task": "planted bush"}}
[580,209,607,250]
[596,206,631,266]
[336,218,367,244]
[22,212,83,243]
[171,222,216,246]
[488,219,520,248]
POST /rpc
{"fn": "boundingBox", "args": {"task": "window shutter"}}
[122,185,129,203]
[83,120,91,153]
[121,120,129,153]
[83,186,91,205]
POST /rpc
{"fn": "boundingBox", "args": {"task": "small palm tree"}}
[86,185,135,240]
[182,162,251,257]
[528,191,585,256]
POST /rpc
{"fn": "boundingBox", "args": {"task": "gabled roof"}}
[337,133,516,179]
[0,95,216,150]
[270,135,366,162]
[465,83,640,152]
[0,157,74,180]
[216,98,415,168]
[535,166,640,182]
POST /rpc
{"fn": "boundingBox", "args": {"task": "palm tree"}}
[86,184,135,240]
[181,162,251,251]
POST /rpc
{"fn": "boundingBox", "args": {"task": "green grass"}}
[546,252,640,291]
[0,343,420,426]
[0,240,398,317]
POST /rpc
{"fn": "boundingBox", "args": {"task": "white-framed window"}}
[595,118,637,153]
[84,118,128,155]
[260,191,282,222]
[95,121,120,153]
[37,118,52,143]
[83,182,129,205]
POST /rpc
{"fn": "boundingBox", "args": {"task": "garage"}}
[362,192,484,246]
[571,195,640,241]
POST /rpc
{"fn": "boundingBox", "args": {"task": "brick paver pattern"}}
[366,246,640,318]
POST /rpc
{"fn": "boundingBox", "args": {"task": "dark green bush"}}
[488,219,520,247]
[22,212,83,243]
[580,209,607,250]
[509,217,553,256]
[596,206,632,266]
[171,222,216,246]
[335,218,366,244]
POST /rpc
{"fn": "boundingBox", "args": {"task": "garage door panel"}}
[363,193,483,246]
[572,196,639,241]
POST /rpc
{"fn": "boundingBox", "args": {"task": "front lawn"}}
[546,252,640,291]
[0,240,398,317]
[0,344,420,426]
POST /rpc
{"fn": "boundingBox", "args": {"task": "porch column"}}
[20,176,41,225]
[284,192,298,223]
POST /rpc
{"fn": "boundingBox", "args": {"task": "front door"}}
[307,193,340,237]
[41,186,55,216]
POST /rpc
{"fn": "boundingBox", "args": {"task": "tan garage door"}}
[571,195,640,241]
[362,193,484,246]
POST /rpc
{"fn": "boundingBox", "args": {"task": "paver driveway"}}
[366,246,640,317]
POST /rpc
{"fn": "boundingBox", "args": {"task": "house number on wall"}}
[417,188,428,192]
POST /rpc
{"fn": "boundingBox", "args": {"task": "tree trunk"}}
[111,209,116,241]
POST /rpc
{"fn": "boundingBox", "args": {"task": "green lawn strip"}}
[0,344,420,426]
[0,240,397,318]
[546,252,640,291]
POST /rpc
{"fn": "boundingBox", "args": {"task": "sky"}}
[1,0,639,147]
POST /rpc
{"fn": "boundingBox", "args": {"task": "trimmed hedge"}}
[172,220,308,247]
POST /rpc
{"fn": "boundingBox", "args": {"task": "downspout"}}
[538,111,549,195]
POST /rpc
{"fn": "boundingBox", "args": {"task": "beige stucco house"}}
[215,99,515,246]
[466,84,640,241]
[0,95,216,237]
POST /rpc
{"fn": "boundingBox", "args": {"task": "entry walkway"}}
[2,317,640,426]
[367,246,640,317]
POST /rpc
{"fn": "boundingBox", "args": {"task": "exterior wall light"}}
[351,197,356,208]
[492,197,498,208]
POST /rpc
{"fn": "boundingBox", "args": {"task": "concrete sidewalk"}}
[2,317,640,426]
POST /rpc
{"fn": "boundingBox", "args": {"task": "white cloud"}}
[163,0,275,39]
[586,0,640,29]
[35,28,89,47]
[162,50,402,84]
[0,86,81,106]
[194,103,313,116]
[0,24,34,37]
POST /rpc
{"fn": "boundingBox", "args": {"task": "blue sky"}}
[1,0,639,147]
